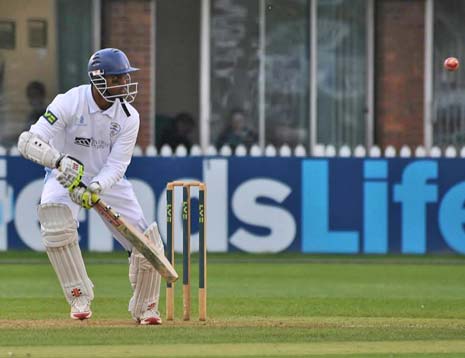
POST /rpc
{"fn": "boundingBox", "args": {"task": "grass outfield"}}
[1,252,465,357]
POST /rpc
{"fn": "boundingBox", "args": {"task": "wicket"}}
[166,181,207,321]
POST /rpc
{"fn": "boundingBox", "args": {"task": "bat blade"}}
[93,200,179,283]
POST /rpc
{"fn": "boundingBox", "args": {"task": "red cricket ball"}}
[444,57,460,71]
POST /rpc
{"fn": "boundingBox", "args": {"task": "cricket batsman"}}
[17,48,163,325]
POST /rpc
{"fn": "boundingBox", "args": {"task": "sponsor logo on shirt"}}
[110,122,121,137]
[43,110,58,125]
[75,137,91,147]
[74,137,110,150]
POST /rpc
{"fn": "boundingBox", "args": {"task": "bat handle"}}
[77,182,101,206]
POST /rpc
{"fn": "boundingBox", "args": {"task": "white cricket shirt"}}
[29,84,140,191]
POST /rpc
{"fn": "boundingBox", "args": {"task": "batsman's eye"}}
[108,74,129,85]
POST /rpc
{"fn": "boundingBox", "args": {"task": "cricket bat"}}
[81,184,179,283]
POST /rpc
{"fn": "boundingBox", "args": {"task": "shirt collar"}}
[86,85,118,118]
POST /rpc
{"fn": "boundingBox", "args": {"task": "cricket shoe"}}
[138,305,162,325]
[70,296,92,320]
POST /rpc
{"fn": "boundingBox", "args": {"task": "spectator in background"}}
[25,81,47,130]
[216,108,257,150]
[159,112,196,152]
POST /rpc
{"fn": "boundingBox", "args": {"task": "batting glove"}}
[56,155,84,191]
[69,182,101,209]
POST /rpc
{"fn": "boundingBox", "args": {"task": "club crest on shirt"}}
[75,115,87,126]
[43,110,58,125]
[110,122,121,137]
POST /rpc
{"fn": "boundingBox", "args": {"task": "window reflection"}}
[211,0,367,150]
[265,0,309,148]
[433,0,465,147]
[317,0,367,148]
[211,0,260,149]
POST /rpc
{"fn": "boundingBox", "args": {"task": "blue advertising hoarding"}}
[1,156,465,254]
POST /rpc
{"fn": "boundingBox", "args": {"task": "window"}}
[155,0,200,152]
[265,0,309,148]
[210,0,260,150]
[432,0,465,147]
[209,0,370,150]
[0,20,15,49]
[316,0,369,148]
[56,0,95,92]
[28,19,47,48]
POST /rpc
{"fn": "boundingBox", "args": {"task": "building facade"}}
[0,0,463,153]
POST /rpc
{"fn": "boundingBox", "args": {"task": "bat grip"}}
[77,182,102,206]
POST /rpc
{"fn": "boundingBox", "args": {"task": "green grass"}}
[1,252,465,357]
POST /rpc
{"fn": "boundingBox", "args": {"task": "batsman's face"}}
[105,74,130,96]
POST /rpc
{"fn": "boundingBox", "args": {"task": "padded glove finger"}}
[57,155,84,191]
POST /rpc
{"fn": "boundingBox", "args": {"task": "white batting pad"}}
[128,222,162,319]
[18,131,61,169]
[145,222,164,254]
[38,203,94,304]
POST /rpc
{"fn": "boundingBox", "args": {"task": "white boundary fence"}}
[1,143,463,158]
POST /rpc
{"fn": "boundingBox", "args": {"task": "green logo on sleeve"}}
[43,110,58,125]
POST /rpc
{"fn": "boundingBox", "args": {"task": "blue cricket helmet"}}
[88,48,139,103]
[88,48,139,76]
